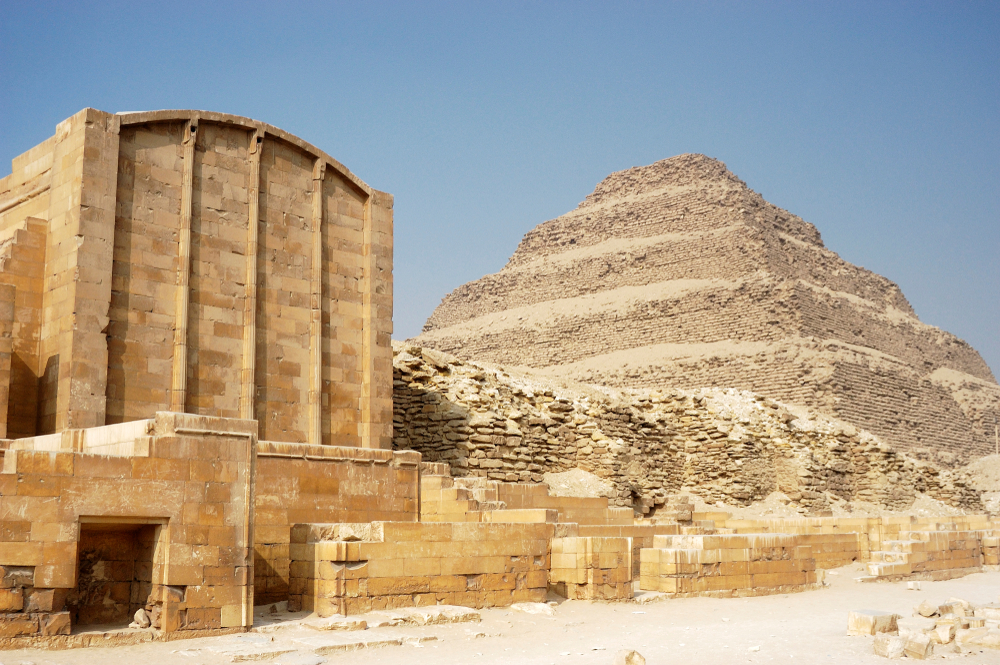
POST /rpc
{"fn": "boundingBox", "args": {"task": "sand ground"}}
[5,567,1000,665]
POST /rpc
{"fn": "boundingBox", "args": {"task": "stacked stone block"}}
[0,412,254,638]
[867,529,985,580]
[498,484,633,525]
[0,565,70,638]
[0,218,45,438]
[0,108,393,448]
[392,343,982,514]
[983,534,999,568]
[639,533,822,597]
[253,443,420,605]
[550,536,632,600]
[288,522,551,616]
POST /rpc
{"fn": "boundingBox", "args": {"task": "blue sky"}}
[2,1,998,375]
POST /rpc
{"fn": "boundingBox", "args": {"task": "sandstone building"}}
[414,155,1000,464]
[0,108,393,446]
[0,108,405,639]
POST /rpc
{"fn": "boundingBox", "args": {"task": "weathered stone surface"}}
[930,620,957,644]
[414,155,1000,466]
[38,611,71,636]
[510,602,555,616]
[873,633,905,659]
[903,631,934,659]
[0,588,23,612]
[371,605,481,626]
[392,343,982,513]
[847,610,900,636]
[303,616,368,631]
[613,650,646,665]
[133,608,151,629]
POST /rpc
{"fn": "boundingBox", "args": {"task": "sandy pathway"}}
[5,567,1000,665]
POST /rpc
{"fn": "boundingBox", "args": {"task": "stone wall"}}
[392,343,982,514]
[288,522,551,616]
[253,444,420,605]
[0,412,254,638]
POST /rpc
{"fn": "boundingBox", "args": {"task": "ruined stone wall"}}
[0,108,393,448]
[392,344,981,514]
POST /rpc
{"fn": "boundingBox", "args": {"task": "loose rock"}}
[613,650,646,665]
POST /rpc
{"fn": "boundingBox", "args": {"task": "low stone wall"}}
[498,484,633,525]
[0,412,254,639]
[639,533,822,597]
[577,524,682,581]
[550,536,632,600]
[722,518,873,567]
[253,444,420,605]
[984,535,1000,568]
[867,530,986,580]
[288,522,551,616]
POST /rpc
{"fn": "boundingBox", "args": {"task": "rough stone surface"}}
[613,650,646,665]
[414,154,1000,466]
[392,342,982,513]
[873,632,905,658]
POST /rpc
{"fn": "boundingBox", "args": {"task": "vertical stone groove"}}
[241,127,263,421]
[170,117,197,412]
[361,196,374,448]
[309,159,326,445]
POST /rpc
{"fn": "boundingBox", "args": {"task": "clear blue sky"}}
[2,1,998,375]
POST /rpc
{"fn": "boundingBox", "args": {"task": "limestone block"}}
[848,610,900,636]
[0,612,38,637]
[39,611,71,636]
[873,633,905,659]
[914,600,938,617]
[930,620,957,644]
[0,588,23,611]
[903,632,934,659]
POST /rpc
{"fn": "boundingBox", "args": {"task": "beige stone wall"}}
[0,412,255,636]
[392,343,982,514]
[107,122,184,423]
[0,219,47,438]
[0,108,393,448]
[288,521,550,616]
[253,444,419,605]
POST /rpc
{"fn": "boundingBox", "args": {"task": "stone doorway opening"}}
[67,519,165,629]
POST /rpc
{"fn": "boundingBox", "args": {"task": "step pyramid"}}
[414,154,1000,464]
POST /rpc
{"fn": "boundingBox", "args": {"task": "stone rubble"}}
[393,342,983,514]
[865,594,1000,658]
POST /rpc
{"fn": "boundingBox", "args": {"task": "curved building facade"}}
[0,108,393,448]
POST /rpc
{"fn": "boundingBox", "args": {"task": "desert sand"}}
[5,568,1000,664]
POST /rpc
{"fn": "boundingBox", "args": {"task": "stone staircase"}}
[418,463,636,526]
[419,463,513,522]
[866,526,985,580]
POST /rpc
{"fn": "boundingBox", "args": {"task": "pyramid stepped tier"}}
[414,154,1000,464]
